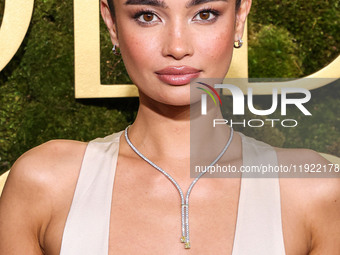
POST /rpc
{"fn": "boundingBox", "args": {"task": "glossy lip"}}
[155,66,202,86]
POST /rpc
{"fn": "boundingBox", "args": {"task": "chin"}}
[158,94,191,107]
[139,85,192,107]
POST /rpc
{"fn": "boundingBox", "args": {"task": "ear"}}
[100,0,119,47]
[234,0,252,42]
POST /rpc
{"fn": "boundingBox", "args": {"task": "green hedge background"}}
[0,0,339,174]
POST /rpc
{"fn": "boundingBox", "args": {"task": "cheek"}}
[203,32,233,59]
[215,32,235,74]
[119,31,160,82]
[195,22,235,76]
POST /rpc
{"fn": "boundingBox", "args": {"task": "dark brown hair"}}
[107,0,242,18]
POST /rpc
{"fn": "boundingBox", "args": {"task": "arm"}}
[277,149,340,254]
[0,140,87,254]
[308,168,340,254]
[0,148,52,254]
[295,151,340,254]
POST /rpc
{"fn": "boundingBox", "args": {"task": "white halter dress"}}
[60,131,286,255]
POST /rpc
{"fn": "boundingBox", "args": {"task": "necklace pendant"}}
[125,126,234,252]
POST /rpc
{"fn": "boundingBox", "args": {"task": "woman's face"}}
[101,0,251,106]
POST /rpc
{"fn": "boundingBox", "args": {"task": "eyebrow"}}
[124,0,168,8]
[124,0,227,8]
[186,0,227,8]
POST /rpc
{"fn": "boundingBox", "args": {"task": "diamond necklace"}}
[124,126,234,249]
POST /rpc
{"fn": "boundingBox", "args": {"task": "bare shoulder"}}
[276,147,332,166]
[275,147,339,205]
[275,148,340,254]
[0,139,88,254]
[6,139,87,194]
[1,139,89,208]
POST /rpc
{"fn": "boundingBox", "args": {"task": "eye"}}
[142,13,155,22]
[198,11,212,20]
[193,9,220,22]
[133,10,161,24]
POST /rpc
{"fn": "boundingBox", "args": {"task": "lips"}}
[155,66,201,85]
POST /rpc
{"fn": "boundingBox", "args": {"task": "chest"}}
[108,169,241,255]
[106,164,311,255]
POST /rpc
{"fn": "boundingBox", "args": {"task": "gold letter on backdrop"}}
[74,0,138,98]
[0,0,34,72]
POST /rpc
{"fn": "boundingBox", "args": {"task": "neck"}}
[127,92,233,167]
[128,94,191,161]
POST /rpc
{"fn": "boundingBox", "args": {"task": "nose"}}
[161,21,194,60]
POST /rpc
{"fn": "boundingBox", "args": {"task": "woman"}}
[0,0,339,254]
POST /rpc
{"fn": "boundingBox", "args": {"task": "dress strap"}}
[232,133,286,255]
[60,131,123,255]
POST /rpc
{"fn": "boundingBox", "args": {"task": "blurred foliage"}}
[0,0,339,174]
[0,1,137,173]
[274,80,340,155]
[248,0,339,76]
[248,25,303,78]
